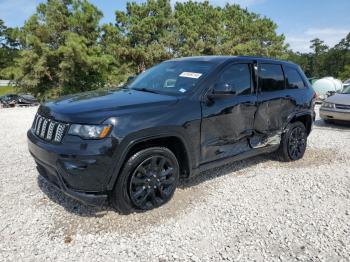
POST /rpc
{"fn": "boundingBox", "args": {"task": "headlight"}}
[68,124,112,139]
[322,102,335,108]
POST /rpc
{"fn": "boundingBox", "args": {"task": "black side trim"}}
[192,144,279,176]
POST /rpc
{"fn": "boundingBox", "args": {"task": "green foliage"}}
[172,1,223,56]
[112,0,287,73]
[287,34,350,79]
[115,0,175,73]
[339,65,350,81]
[286,51,312,76]
[309,38,328,77]
[219,4,287,58]
[0,19,20,79]
[15,0,112,98]
[172,1,287,57]
[100,24,134,86]
[3,0,348,98]
[0,86,15,96]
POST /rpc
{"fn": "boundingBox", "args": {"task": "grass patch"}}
[0,86,15,96]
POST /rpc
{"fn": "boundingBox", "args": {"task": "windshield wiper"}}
[132,87,159,94]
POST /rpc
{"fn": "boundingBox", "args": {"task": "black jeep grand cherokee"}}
[28,56,316,213]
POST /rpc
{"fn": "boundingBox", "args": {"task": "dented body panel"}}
[199,57,315,166]
[201,96,257,163]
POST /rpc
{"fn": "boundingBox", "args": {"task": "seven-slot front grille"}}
[335,104,350,110]
[32,114,68,143]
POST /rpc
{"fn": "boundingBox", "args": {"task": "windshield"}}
[128,61,214,95]
[341,85,350,94]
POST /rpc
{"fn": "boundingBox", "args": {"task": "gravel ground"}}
[0,105,350,261]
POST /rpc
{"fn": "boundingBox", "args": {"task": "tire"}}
[276,121,307,162]
[111,147,179,214]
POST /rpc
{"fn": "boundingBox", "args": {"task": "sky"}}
[1,0,349,53]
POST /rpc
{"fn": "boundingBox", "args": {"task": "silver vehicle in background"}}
[320,85,350,123]
[343,79,350,89]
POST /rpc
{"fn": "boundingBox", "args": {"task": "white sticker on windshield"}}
[179,88,187,93]
[179,72,202,79]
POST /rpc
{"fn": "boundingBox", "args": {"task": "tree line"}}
[288,37,350,80]
[0,0,349,98]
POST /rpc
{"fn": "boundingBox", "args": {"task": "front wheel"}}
[111,147,179,214]
[277,121,307,162]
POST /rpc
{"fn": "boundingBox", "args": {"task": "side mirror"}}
[208,83,236,99]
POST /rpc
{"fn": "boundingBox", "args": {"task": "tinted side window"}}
[259,64,285,92]
[217,64,252,95]
[285,67,305,89]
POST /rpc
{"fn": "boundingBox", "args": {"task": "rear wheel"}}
[111,147,179,214]
[277,121,307,162]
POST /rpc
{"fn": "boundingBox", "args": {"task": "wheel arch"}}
[288,112,314,135]
[107,131,194,191]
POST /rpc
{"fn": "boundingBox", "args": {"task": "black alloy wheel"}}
[111,147,179,214]
[129,155,177,209]
[277,121,308,162]
[287,126,307,160]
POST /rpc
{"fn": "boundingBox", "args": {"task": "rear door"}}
[283,65,309,112]
[254,63,295,136]
[200,61,257,163]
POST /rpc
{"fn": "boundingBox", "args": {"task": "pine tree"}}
[16,0,112,97]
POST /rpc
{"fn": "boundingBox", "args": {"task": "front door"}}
[200,62,257,164]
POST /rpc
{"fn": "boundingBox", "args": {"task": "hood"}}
[325,93,350,105]
[38,89,178,123]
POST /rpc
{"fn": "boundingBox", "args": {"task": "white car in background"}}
[320,85,350,123]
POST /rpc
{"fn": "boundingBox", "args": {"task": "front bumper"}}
[27,130,117,206]
[320,108,350,122]
[36,157,107,206]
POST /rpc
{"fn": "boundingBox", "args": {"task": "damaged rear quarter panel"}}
[254,87,314,135]
[254,94,296,134]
